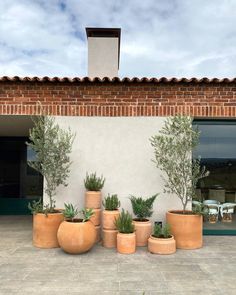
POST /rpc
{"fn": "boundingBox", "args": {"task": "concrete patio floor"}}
[0,216,236,295]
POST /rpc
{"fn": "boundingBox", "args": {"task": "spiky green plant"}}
[102,194,120,210]
[153,224,172,238]
[84,172,105,191]
[63,203,79,221]
[27,115,75,213]
[115,209,135,233]
[129,194,158,221]
[81,208,94,222]
[28,198,44,214]
[150,115,209,213]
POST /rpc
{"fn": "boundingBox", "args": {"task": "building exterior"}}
[0,28,236,234]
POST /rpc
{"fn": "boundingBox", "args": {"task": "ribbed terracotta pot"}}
[117,232,136,254]
[166,210,203,249]
[132,219,152,246]
[33,212,64,249]
[102,210,120,230]
[102,229,118,248]
[95,225,101,243]
[85,191,101,209]
[89,208,101,226]
[57,219,96,254]
[148,235,176,255]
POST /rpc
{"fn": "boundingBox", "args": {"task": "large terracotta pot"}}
[102,229,118,248]
[132,219,152,246]
[89,208,101,226]
[117,232,136,254]
[148,235,176,255]
[85,191,101,209]
[102,210,120,230]
[57,219,96,254]
[33,212,64,248]
[166,210,203,249]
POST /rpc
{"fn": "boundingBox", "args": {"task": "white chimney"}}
[86,28,121,78]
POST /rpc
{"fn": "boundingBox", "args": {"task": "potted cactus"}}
[148,224,176,255]
[27,115,75,249]
[129,194,158,246]
[102,194,120,248]
[115,209,136,254]
[57,204,96,254]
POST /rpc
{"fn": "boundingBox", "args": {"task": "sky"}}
[0,0,236,78]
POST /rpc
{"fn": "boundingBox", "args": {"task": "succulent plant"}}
[152,223,172,239]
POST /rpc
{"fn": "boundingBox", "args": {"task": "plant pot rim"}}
[150,235,174,241]
[86,190,101,193]
[34,212,63,216]
[133,218,150,222]
[167,210,198,216]
[118,232,135,235]
[103,209,119,212]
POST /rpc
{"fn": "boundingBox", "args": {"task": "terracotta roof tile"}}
[0,76,236,84]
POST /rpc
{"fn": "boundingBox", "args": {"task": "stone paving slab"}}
[0,216,236,295]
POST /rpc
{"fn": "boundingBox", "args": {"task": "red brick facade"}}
[1,79,236,117]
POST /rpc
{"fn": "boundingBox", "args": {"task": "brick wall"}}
[0,81,236,117]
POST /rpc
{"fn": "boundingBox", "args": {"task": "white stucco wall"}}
[47,116,185,223]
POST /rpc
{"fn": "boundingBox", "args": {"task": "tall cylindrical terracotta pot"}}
[102,210,120,230]
[85,191,101,209]
[89,208,101,226]
[57,220,96,254]
[95,225,101,243]
[102,229,118,248]
[166,210,203,249]
[117,232,136,254]
[148,235,176,255]
[133,219,152,246]
[33,212,64,248]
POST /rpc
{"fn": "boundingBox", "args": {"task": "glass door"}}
[0,137,43,214]
[193,120,236,235]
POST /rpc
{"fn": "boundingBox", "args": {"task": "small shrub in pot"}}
[129,194,158,246]
[84,172,105,209]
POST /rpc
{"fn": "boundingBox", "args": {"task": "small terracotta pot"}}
[117,232,136,254]
[166,210,203,249]
[132,219,152,246]
[85,191,101,209]
[148,235,176,255]
[89,208,101,226]
[102,210,120,230]
[95,225,101,243]
[102,229,118,248]
[57,219,96,254]
[33,212,64,249]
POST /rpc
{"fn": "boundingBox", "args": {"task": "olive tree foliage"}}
[150,116,209,213]
[27,116,75,212]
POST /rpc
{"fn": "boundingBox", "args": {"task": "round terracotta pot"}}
[166,210,203,249]
[89,208,101,226]
[132,219,152,246]
[102,210,120,230]
[148,235,176,255]
[57,219,96,254]
[117,232,136,254]
[95,225,101,243]
[102,229,118,248]
[85,191,101,209]
[33,212,64,249]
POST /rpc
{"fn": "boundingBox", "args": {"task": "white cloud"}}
[0,0,235,77]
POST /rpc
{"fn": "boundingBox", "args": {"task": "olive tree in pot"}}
[27,115,75,248]
[150,115,209,249]
[148,224,176,255]
[115,209,136,254]
[57,204,96,254]
[129,195,158,246]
